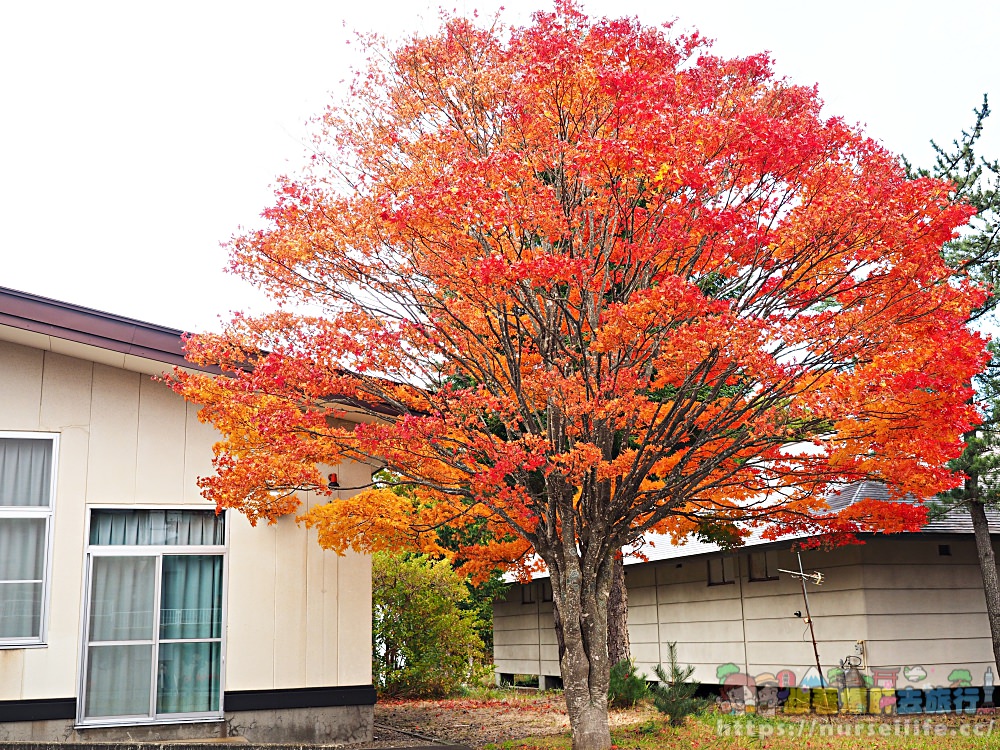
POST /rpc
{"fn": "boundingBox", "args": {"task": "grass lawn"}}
[485,712,1000,749]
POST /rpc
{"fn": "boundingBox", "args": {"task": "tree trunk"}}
[607,555,630,666]
[549,551,614,750]
[969,496,1000,675]
[552,597,566,663]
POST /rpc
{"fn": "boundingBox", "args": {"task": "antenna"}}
[778,568,824,586]
[780,552,825,688]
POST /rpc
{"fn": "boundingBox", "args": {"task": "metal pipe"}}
[797,550,824,689]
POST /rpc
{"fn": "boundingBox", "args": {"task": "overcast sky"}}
[1,0,997,332]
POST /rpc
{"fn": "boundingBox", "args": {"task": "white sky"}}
[1,0,997,332]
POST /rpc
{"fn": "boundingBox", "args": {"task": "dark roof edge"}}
[627,527,1000,566]
[0,286,213,372]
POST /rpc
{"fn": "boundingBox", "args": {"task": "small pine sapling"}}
[608,659,650,707]
[651,642,710,726]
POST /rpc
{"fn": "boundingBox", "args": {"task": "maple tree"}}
[171,5,988,748]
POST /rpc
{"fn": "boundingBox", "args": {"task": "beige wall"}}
[493,590,559,679]
[493,539,997,689]
[635,546,868,685]
[860,538,995,689]
[0,340,372,702]
[225,459,373,692]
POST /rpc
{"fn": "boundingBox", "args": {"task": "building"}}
[493,483,1000,711]
[0,287,374,742]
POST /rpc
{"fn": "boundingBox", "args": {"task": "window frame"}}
[76,506,229,728]
[707,556,735,586]
[540,579,553,602]
[521,581,536,604]
[747,551,779,582]
[0,431,58,648]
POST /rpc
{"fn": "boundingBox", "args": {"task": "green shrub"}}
[372,552,486,697]
[650,642,710,726]
[608,658,650,707]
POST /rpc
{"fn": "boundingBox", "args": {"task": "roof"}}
[0,286,215,376]
[622,481,1000,567]
[826,480,1000,536]
[621,527,778,566]
[0,286,389,424]
[8,287,988,559]
[511,481,1000,580]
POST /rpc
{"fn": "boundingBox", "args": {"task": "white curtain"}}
[89,509,223,546]
[0,517,45,638]
[84,556,156,718]
[0,438,52,506]
[0,438,51,639]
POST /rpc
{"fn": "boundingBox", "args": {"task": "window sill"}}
[75,716,224,729]
[0,641,47,650]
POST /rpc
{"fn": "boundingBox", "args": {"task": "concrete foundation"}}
[225,704,374,744]
[0,705,373,745]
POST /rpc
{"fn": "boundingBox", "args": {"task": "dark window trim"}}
[541,579,553,602]
[707,557,735,586]
[224,684,377,711]
[521,582,536,604]
[748,551,779,582]
[0,685,378,723]
[0,697,75,722]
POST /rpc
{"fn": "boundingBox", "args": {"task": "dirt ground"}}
[348,692,657,749]
[347,694,1000,749]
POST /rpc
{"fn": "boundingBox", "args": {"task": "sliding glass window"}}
[80,509,226,725]
[0,434,56,646]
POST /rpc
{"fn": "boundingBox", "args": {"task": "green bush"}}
[372,552,486,697]
[373,471,509,654]
[608,658,650,707]
[650,642,710,726]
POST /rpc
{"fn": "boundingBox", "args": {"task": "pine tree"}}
[650,643,710,726]
[907,96,1000,674]
[607,658,650,708]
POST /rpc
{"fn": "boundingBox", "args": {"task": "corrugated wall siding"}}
[493,539,997,692]
[0,339,373,702]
